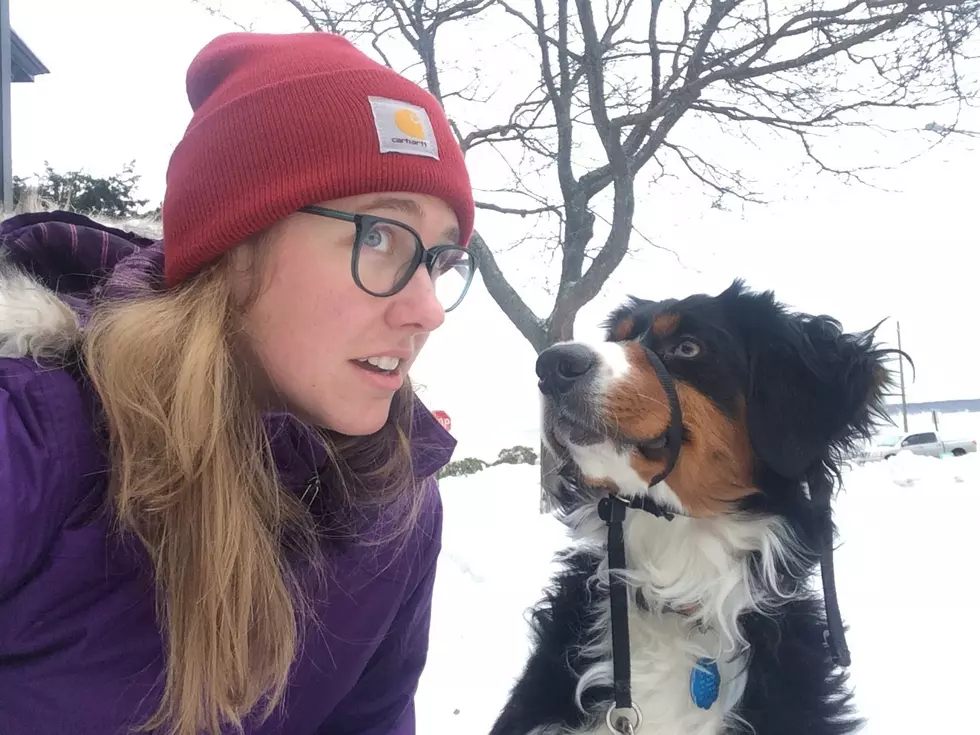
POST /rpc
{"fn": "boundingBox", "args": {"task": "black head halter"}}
[638,346,685,492]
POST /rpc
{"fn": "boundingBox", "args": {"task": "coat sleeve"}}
[0,361,87,600]
[319,476,444,735]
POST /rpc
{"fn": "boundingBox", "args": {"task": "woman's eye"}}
[362,225,395,253]
[671,339,701,358]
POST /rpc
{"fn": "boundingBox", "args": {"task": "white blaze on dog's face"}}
[544,342,683,511]
[536,305,758,518]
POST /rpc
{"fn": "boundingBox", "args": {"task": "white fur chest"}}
[567,604,747,735]
[546,489,792,735]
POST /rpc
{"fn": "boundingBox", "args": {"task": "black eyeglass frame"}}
[298,205,476,312]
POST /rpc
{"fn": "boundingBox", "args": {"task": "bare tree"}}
[231,0,980,354]
[192,0,976,506]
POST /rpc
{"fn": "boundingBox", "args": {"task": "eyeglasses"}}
[298,205,476,312]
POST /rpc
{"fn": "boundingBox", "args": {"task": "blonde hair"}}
[81,251,421,735]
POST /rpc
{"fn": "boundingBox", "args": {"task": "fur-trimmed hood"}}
[0,210,159,360]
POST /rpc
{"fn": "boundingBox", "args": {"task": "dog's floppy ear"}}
[728,287,892,479]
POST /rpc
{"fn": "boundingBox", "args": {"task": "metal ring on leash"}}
[605,703,642,734]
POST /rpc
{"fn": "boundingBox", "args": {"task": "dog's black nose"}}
[536,343,597,396]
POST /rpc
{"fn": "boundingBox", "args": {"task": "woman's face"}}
[238,192,461,435]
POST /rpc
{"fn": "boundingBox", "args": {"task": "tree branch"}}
[475,201,562,217]
[496,0,584,65]
[284,0,324,30]
[469,232,547,351]
[191,0,256,31]
[575,0,616,153]
[531,0,577,201]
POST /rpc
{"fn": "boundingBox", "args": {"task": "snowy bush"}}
[491,445,538,466]
[437,457,489,479]
[438,445,538,480]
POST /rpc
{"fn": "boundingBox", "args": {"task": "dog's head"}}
[538,280,893,518]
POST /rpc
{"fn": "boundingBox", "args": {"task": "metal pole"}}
[0,0,12,212]
[897,321,908,432]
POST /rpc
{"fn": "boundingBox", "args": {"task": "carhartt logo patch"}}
[368,96,440,160]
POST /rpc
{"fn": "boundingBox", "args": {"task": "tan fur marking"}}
[606,343,757,517]
[612,316,635,341]
[605,343,674,438]
[582,475,617,491]
[652,313,680,337]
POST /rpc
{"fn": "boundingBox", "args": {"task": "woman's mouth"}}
[351,355,407,392]
[355,355,402,373]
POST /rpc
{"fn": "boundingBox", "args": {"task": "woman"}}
[0,31,475,735]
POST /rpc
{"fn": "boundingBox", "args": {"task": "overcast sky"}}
[11,0,980,445]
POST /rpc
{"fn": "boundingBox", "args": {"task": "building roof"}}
[11,29,49,83]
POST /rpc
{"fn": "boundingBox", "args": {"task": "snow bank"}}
[416,464,569,732]
[833,453,979,734]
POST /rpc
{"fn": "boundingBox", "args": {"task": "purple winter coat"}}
[0,211,456,734]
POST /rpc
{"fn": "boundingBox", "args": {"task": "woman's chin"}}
[309,401,392,437]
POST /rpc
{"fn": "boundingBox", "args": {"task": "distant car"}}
[858,430,977,463]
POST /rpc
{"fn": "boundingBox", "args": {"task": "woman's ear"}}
[227,228,277,310]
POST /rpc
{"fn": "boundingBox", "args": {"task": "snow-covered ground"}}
[416,444,980,733]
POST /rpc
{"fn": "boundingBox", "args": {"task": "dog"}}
[489,280,893,735]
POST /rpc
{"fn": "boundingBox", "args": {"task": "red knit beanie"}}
[161,32,474,287]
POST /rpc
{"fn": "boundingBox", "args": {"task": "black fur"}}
[491,280,894,734]
[489,550,607,735]
[736,600,861,735]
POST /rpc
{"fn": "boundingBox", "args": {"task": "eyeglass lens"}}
[356,219,472,310]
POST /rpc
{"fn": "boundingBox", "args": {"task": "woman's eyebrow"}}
[361,195,461,244]
[440,226,461,245]
[359,195,424,218]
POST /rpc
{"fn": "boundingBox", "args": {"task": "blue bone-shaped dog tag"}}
[690,657,720,710]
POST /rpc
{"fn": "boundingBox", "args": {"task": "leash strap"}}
[598,495,633,711]
[595,347,686,729]
[807,469,851,667]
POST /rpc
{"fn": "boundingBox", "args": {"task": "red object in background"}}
[431,410,452,432]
